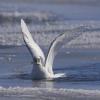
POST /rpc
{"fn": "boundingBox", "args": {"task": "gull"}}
[21,19,86,80]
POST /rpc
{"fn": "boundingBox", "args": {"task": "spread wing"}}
[21,19,45,64]
[45,26,88,74]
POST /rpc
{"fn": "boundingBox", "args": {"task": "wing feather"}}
[45,26,89,74]
[21,19,45,63]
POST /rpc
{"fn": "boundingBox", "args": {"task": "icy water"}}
[0,1,100,100]
[1,46,100,87]
[1,46,100,99]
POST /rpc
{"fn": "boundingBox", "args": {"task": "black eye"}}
[34,58,37,63]
[37,58,40,62]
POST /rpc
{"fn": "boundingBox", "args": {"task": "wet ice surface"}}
[1,87,100,100]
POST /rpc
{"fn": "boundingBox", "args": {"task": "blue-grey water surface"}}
[0,1,100,100]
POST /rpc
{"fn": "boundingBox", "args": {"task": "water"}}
[1,46,100,99]
[0,1,100,100]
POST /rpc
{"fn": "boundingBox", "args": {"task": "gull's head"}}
[34,57,42,65]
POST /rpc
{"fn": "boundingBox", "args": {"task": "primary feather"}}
[45,26,89,74]
[21,19,45,64]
